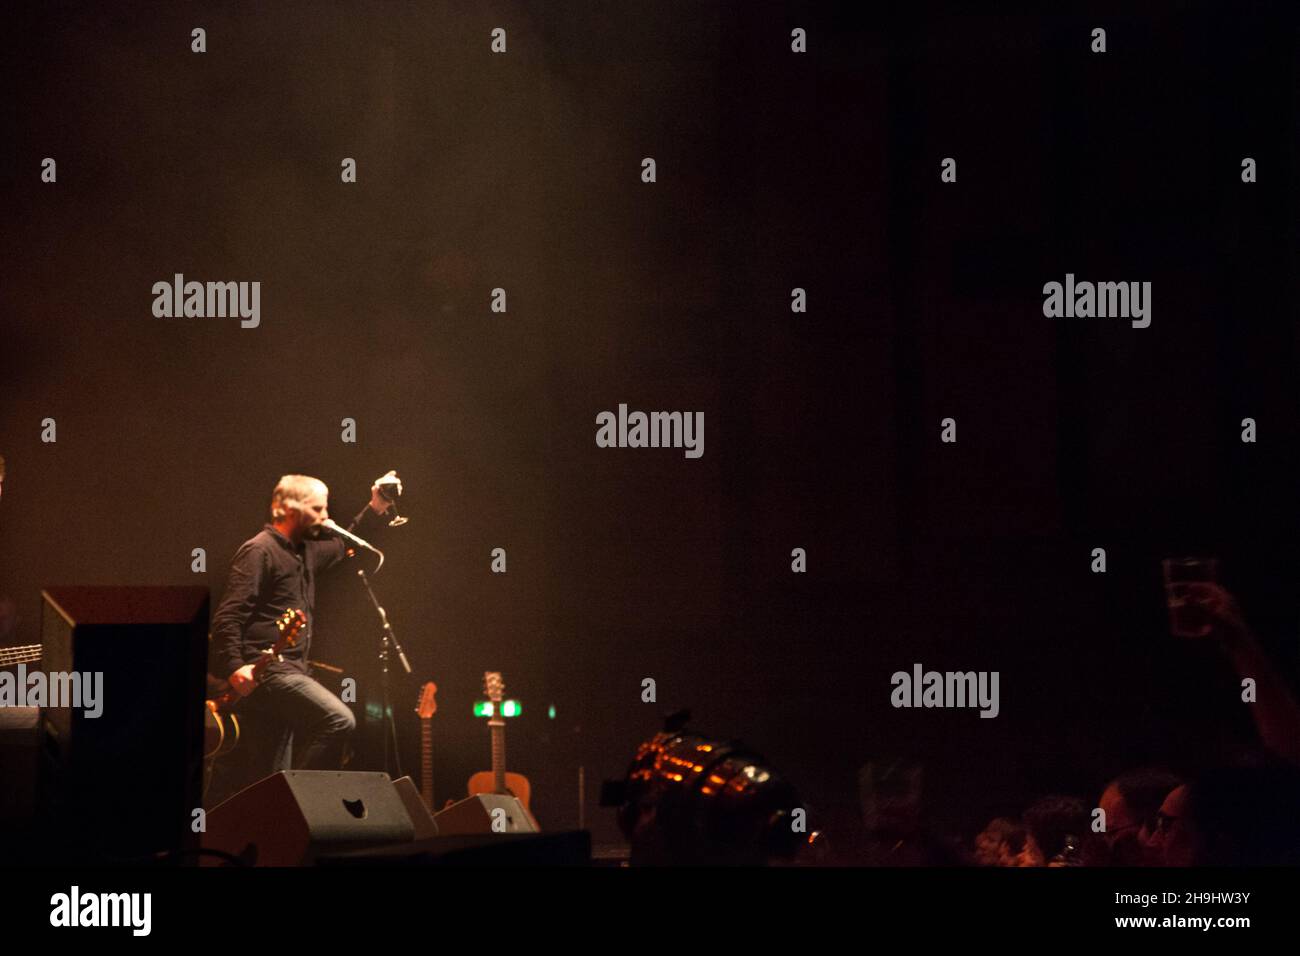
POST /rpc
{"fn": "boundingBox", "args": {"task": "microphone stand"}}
[356,566,411,779]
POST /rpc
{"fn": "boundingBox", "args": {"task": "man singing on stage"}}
[208,469,403,800]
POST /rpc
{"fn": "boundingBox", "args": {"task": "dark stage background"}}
[2,2,1296,846]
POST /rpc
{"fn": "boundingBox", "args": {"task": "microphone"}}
[320,519,381,554]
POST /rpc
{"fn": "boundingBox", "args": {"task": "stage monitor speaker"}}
[202,770,415,866]
[39,586,209,863]
[391,775,440,840]
[434,793,539,835]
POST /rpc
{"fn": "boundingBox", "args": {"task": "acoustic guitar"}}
[466,671,531,809]
[204,608,306,760]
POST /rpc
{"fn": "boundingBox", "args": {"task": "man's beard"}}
[303,523,326,540]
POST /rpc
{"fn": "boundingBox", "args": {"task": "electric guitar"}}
[415,680,438,812]
[467,671,532,809]
[204,608,306,760]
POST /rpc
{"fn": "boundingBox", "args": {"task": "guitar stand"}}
[356,567,412,778]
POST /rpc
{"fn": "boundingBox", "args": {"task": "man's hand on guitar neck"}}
[228,663,258,697]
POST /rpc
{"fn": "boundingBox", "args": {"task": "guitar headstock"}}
[277,609,307,648]
[483,671,504,704]
[416,680,438,719]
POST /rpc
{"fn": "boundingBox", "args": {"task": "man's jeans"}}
[210,670,356,804]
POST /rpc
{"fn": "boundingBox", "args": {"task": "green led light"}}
[474,701,522,717]
[547,704,556,719]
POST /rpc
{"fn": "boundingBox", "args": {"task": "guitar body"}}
[466,770,532,810]
[203,609,304,761]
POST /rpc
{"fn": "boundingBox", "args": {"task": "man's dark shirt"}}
[210,505,376,679]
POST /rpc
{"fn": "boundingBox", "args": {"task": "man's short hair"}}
[1114,767,1182,822]
[270,474,326,520]
[1024,795,1089,861]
